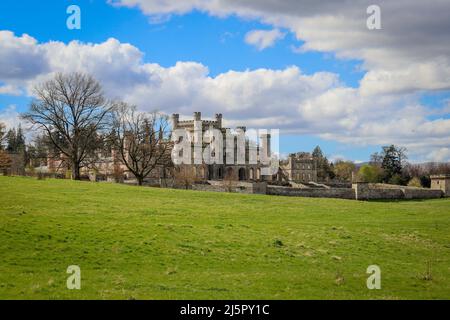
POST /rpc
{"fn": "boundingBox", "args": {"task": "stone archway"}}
[225,167,234,179]
[249,168,254,180]
[238,168,246,181]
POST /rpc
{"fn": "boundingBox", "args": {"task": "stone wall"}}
[267,185,355,199]
[189,180,443,201]
[353,182,443,200]
[192,181,267,194]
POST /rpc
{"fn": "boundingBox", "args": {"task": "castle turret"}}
[215,113,222,128]
[194,112,201,121]
[171,113,179,129]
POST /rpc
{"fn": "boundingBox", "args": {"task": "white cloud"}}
[108,0,450,96]
[0,31,449,161]
[0,84,22,95]
[244,29,285,50]
[428,147,450,162]
[0,105,21,129]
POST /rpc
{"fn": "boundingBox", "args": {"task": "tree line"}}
[1,72,449,187]
[1,73,171,185]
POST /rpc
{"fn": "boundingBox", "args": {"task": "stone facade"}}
[171,112,270,182]
[430,174,450,197]
[278,152,317,183]
[267,185,355,199]
[353,182,444,200]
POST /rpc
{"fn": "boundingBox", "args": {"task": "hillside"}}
[0,176,449,299]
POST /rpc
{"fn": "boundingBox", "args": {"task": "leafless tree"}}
[173,164,202,189]
[223,168,238,192]
[0,123,11,175]
[112,102,172,186]
[0,122,6,148]
[21,73,112,180]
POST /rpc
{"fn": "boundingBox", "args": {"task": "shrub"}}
[407,177,421,188]
[356,164,382,183]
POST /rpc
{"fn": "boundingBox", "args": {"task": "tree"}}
[173,164,199,189]
[369,152,383,166]
[357,164,383,183]
[0,122,6,148]
[111,102,172,186]
[26,134,50,168]
[223,168,238,192]
[21,73,112,180]
[380,145,407,182]
[333,160,356,182]
[0,150,12,175]
[407,177,421,188]
[0,124,12,173]
[6,125,25,153]
[312,146,333,180]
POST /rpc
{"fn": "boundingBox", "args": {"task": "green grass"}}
[0,176,449,300]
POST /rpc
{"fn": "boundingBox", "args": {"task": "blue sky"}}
[1,0,449,162]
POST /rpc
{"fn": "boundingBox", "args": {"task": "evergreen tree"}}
[6,125,25,153]
[312,146,333,181]
[380,145,407,183]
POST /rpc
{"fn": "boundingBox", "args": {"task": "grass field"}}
[0,176,449,299]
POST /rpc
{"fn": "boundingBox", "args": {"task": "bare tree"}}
[21,73,112,180]
[0,123,11,175]
[0,122,6,147]
[173,164,201,189]
[0,150,11,175]
[223,168,238,192]
[112,102,172,186]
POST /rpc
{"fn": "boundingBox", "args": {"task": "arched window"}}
[238,168,246,181]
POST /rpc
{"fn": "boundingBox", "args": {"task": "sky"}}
[0,0,449,163]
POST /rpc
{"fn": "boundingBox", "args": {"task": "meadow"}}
[0,176,449,299]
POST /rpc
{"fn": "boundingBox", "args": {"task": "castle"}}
[170,112,317,184]
[46,112,318,185]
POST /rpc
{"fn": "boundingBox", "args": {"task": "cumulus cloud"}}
[0,105,21,129]
[108,0,450,96]
[244,29,285,50]
[0,84,22,95]
[0,31,449,161]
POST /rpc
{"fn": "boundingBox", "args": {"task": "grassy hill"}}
[0,176,449,299]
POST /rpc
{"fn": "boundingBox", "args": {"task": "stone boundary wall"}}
[188,180,444,201]
[267,185,355,199]
[353,183,443,200]
[192,181,267,194]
